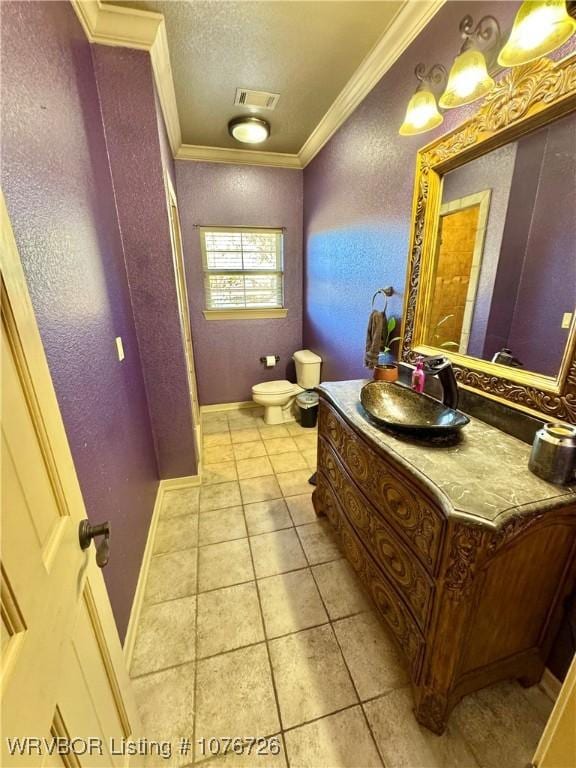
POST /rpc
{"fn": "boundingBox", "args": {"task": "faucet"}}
[423,355,459,410]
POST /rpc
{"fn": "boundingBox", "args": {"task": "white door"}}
[1,192,141,766]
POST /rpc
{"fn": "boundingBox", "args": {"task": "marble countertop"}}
[317,379,576,526]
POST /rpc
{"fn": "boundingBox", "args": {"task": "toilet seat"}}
[252,380,301,396]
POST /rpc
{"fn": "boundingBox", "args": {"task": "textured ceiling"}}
[105,1,403,153]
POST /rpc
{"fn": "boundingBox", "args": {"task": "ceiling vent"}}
[234,88,280,111]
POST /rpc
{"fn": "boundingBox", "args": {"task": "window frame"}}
[199,226,287,320]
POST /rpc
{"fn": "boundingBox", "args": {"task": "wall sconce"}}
[399,63,447,136]
[498,1,576,67]
[399,3,575,138]
[439,15,501,110]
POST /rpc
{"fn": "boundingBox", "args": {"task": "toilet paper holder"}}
[260,355,280,365]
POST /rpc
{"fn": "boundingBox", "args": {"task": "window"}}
[200,227,284,315]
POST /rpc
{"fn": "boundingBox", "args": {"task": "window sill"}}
[202,308,288,321]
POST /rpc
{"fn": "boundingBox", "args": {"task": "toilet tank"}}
[293,349,322,389]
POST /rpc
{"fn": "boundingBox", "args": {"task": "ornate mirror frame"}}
[401,53,576,424]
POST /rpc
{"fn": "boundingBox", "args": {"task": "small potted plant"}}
[374,316,401,382]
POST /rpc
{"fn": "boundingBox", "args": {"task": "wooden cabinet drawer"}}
[319,400,443,572]
[319,436,434,630]
[315,472,423,678]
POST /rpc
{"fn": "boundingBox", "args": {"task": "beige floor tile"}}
[230,427,261,442]
[197,581,264,658]
[200,736,286,766]
[202,461,238,485]
[269,451,308,473]
[203,411,229,424]
[259,568,328,639]
[244,498,293,535]
[286,494,318,526]
[520,684,555,722]
[228,408,263,425]
[259,425,291,439]
[268,624,357,729]
[293,435,318,452]
[365,687,480,768]
[161,487,200,519]
[286,422,311,436]
[198,538,253,592]
[333,612,408,699]
[203,432,232,448]
[198,506,246,546]
[199,481,242,512]
[203,420,230,435]
[203,444,235,464]
[195,644,280,749]
[153,514,198,555]
[240,475,282,504]
[250,528,307,578]
[451,680,548,768]
[301,449,317,470]
[276,470,314,497]
[145,549,197,604]
[236,456,274,480]
[133,662,196,747]
[297,520,342,564]
[232,440,267,460]
[264,436,299,455]
[131,596,196,677]
[284,706,382,768]
[312,559,372,619]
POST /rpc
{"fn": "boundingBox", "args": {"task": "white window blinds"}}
[200,227,284,310]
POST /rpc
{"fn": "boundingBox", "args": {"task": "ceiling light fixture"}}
[399,63,446,136]
[228,116,270,144]
[439,15,501,110]
[498,0,576,67]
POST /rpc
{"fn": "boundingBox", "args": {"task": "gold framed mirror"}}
[401,53,576,424]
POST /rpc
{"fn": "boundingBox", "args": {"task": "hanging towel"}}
[365,309,386,369]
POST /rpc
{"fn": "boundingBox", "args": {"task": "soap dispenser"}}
[412,357,425,394]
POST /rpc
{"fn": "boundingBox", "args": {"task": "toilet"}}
[252,349,322,425]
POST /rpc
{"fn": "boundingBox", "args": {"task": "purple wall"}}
[0,1,158,640]
[505,113,576,375]
[483,132,545,360]
[176,162,303,405]
[92,46,197,478]
[302,0,522,381]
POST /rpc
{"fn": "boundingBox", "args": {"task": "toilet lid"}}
[252,379,296,395]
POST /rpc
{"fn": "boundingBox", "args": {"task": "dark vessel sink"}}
[360,381,470,436]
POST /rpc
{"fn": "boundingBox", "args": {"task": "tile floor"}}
[130,407,554,768]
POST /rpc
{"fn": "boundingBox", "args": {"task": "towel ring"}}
[371,286,394,308]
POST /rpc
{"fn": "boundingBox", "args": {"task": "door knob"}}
[79,520,111,568]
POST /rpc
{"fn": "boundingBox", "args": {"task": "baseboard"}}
[160,473,201,490]
[200,401,259,413]
[123,480,164,668]
[123,473,201,667]
[540,667,562,701]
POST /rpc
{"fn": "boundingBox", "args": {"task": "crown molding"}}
[71,0,444,169]
[71,0,182,153]
[176,144,302,169]
[298,0,446,167]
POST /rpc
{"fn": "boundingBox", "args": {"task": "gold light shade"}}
[498,1,576,67]
[439,49,495,109]
[399,89,443,136]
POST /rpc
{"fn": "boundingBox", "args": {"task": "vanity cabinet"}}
[313,389,576,734]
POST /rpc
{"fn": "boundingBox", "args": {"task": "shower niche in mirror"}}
[402,54,576,423]
[423,112,575,378]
